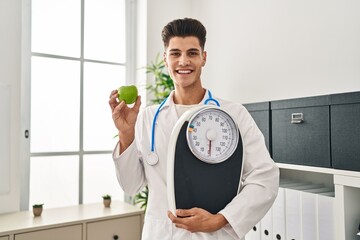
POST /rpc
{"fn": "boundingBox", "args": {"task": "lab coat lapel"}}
[152,92,179,180]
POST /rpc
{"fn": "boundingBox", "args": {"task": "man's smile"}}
[176,69,193,74]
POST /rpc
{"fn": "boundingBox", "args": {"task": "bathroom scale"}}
[167,105,243,215]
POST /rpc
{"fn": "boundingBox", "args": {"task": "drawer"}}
[244,102,271,154]
[0,236,9,240]
[331,91,360,171]
[15,224,82,240]
[87,215,142,240]
[271,96,331,167]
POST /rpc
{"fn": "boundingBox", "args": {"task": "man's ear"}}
[202,51,207,66]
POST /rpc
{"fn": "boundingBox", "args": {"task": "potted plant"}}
[102,194,112,207]
[132,55,174,211]
[145,54,174,105]
[32,203,44,217]
[133,185,149,211]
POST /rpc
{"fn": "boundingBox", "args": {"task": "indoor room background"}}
[1,0,359,224]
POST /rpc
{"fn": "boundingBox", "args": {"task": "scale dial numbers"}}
[186,108,239,164]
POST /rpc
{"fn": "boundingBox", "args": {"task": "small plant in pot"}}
[102,194,112,208]
[32,204,44,217]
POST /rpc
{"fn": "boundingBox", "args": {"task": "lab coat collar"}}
[160,89,211,109]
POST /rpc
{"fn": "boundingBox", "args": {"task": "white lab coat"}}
[113,90,279,240]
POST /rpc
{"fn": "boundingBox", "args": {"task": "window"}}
[29,0,132,208]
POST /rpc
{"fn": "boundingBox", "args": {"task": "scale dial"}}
[186,107,239,164]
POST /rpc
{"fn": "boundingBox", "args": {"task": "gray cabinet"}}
[330,91,360,171]
[243,102,271,154]
[271,95,331,167]
[245,91,360,171]
[244,92,360,171]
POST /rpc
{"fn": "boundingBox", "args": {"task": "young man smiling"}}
[109,18,279,240]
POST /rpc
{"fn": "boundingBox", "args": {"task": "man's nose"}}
[179,55,190,66]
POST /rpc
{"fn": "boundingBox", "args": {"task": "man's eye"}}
[170,52,180,56]
[189,52,199,56]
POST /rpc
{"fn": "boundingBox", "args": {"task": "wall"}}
[193,0,360,103]
[0,0,22,213]
[137,0,193,103]
[144,0,360,103]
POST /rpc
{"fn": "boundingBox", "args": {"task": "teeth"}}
[177,70,191,74]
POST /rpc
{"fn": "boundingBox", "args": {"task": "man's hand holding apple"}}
[109,85,141,153]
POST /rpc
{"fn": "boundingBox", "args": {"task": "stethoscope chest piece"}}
[146,152,159,166]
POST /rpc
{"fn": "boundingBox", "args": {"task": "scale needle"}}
[208,141,212,156]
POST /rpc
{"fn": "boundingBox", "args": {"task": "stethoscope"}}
[146,90,220,165]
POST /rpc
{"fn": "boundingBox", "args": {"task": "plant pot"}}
[33,207,43,217]
[103,199,111,208]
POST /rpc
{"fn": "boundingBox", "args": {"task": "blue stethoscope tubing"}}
[147,90,220,165]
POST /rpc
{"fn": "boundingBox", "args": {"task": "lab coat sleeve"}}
[113,141,147,196]
[219,106,279,239]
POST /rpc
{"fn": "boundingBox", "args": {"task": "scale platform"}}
[167,106,243,215]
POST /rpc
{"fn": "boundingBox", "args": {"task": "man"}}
[109,18,279,240]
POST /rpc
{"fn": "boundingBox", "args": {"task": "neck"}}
[173,87,206,105]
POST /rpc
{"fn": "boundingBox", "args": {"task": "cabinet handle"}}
[291,113,304,124]
[113,235,119,240]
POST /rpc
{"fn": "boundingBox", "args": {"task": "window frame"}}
[22,0,136,209]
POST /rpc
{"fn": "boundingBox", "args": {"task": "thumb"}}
[133,95,142,113]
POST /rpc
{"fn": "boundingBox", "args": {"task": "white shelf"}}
[277,163,360,178]
[277,162,360,240]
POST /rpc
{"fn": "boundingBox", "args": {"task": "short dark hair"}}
[161,18,207,50]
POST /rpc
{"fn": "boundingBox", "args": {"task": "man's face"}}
[163,36,207,89]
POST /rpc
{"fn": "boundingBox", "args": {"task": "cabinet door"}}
[331,103,360,171]
[15,225,82,240]
[0,236,9,240]
[272,106,331,167]
[87,215,142,240]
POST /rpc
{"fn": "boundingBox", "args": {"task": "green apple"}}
[118,85,138,104]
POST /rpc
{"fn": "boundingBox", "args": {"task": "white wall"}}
[144,0,360,103]
[145,0,192,67]
[0,0,22,213]
[195,0,360,103]
[138,0,193,102]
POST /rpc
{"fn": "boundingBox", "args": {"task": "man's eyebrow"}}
[169,48,181,52]
[168,48,201,52]
[187,48,200,52]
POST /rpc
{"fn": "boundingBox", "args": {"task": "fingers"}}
[167,211,191,230]
[176,208,197,217]
[109,90,119,111]
[133,95,142,112]
[112,101,126,120]
[109,89,117,98]
[167,211,176,221]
